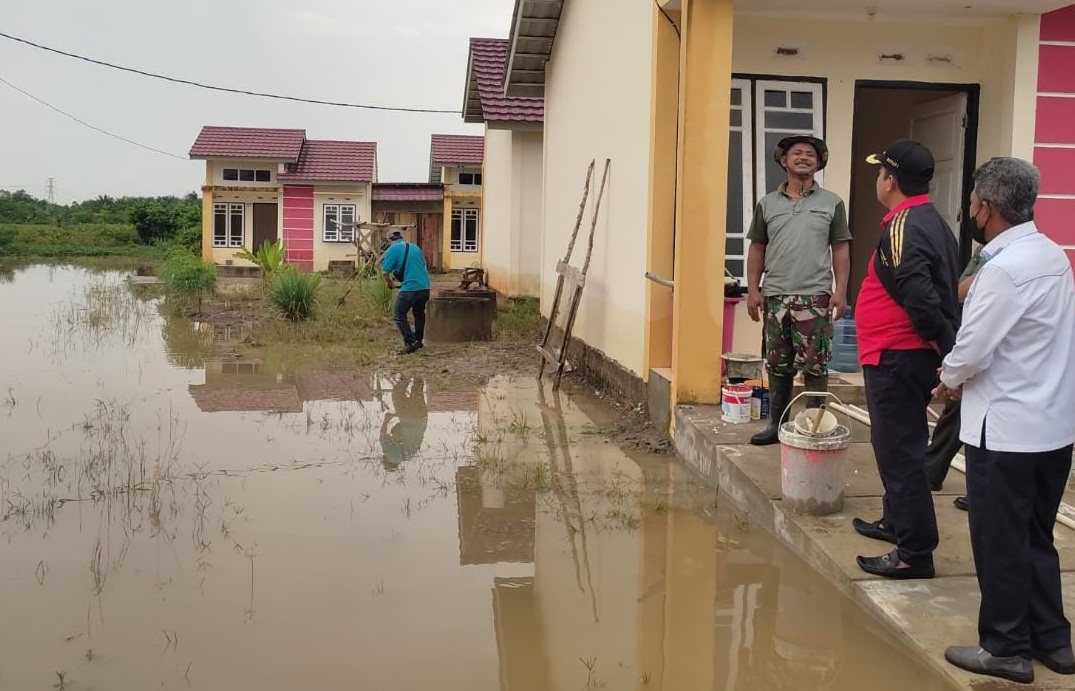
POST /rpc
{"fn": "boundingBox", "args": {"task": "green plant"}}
[270,267,322,321]
[360,278,393,316]
[158,250,216,301]
[233,239,285,277]
[172,225,202,255]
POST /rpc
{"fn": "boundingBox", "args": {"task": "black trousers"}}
[966,439,1073,658]
[863,349,940,564]
[924,398,963,490]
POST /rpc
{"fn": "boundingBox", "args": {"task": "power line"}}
[0,74,189,160]
[0,30,461,115]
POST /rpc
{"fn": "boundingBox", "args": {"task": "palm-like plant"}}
[233,240,286,278]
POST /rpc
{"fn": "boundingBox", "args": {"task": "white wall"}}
[512,130,544,297]
[481,129,515,293]
[542,0,655,377]
[483,128,545,297]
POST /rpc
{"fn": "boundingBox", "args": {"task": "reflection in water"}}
[0,266,950,691]
[379,375,429,471]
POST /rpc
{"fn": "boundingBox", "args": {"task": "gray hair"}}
[972,157,1040,226]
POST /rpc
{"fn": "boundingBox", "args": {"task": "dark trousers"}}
[966,439,1073,658]
[393,289,430,346]
[863,349,940,565]
[925,398,963,490]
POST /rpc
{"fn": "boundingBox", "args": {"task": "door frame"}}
[849,80,980,271]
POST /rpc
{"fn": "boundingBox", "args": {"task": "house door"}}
[910,93,968,238]
[848,84,977,306]
[252,203,279,251]
[418,213,443,271]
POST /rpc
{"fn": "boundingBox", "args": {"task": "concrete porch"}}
[674,404,1075,690]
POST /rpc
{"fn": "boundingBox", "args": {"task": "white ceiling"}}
[735,0,1072,20]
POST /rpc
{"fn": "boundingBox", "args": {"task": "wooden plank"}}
[555,260,585,285]
[536,346,560,366]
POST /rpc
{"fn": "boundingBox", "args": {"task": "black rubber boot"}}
[750,375,792,446]
[803,373,829,409]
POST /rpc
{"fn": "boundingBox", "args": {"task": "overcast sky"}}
[0,0,511,204]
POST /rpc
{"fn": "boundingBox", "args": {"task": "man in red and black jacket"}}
[852,139,960,580]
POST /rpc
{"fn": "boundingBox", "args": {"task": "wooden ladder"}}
[537,158,611,389]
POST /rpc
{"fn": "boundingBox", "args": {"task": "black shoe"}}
[1033,646,1075,674]
[749,423,779,446]
[856,549,934,579]
[954,495,968,512]
[853,517,898,545]
[944,646,1033,684]
[397,343,420,355]
[415,341,424,350]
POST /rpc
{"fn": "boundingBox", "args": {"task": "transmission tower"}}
[46,177,55,204]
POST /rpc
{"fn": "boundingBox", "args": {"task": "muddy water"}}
[0,264,948,691]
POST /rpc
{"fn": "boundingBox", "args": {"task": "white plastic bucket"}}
[721,384,753,424]
[778,392,852,515]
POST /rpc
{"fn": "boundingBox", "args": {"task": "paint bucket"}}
[778,392,852,516]
[721,384,753,424]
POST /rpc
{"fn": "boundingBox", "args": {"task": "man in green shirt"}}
[746,136,852,445]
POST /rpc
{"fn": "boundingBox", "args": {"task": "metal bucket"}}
[777,392,852,516]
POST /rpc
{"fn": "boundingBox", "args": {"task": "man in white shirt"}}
[934,158,1075,684]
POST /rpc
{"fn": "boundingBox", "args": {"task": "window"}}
[723,78,825,281]
[451,209,479,252]
[221,168,272,183]
[213,203,244,248]
[458,172,482,185]
[323,204,357,242]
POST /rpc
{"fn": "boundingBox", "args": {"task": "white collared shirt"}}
[940,221,1075,452]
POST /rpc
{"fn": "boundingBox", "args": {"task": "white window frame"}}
[451,208,479,253]
[212,202,245,248]
[727,78,755,283]
[752,80,825,201]
[323,204,357,243]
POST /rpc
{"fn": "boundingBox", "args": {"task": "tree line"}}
[0,189,201,244]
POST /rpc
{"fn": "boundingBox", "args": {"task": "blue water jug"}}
[829,308,860,373]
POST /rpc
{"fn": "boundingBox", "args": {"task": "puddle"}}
[0,264,949,690]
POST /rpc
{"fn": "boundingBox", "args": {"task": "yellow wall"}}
[482,128,544,297]
[541,0,656,377]
[439,164,484,271]
[311,186,372,272]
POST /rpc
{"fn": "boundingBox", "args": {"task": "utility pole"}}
[46,177,56,205]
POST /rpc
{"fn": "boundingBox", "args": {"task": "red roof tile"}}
[372,183,445,202]
[465,38,544,124]
[277,140,377,183]
[430,134,484,165]
[189,126,306,160]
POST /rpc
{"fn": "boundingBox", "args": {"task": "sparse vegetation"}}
[159,250,216,302]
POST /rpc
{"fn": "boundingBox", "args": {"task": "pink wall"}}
[1036,4,1075,268]
[283,185,314,272]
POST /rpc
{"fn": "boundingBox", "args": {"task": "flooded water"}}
[0,264,949,691]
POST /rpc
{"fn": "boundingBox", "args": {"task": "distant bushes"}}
[0,223,160,257]
[159,250,216,298]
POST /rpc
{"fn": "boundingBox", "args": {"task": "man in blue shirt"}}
[381,228,431,355]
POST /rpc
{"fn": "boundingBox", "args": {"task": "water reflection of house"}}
[456,465,535,565]
[188,359,374,414]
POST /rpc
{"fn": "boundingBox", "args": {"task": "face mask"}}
[970,204,988,244]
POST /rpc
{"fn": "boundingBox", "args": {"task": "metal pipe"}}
[644,271,674,289]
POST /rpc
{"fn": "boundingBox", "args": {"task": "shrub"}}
[0,226,13,253]
[159,250,216,298]
[360,278,394,317]
[271,266,322,321]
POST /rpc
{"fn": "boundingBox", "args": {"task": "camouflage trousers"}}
[764,294,832,378]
